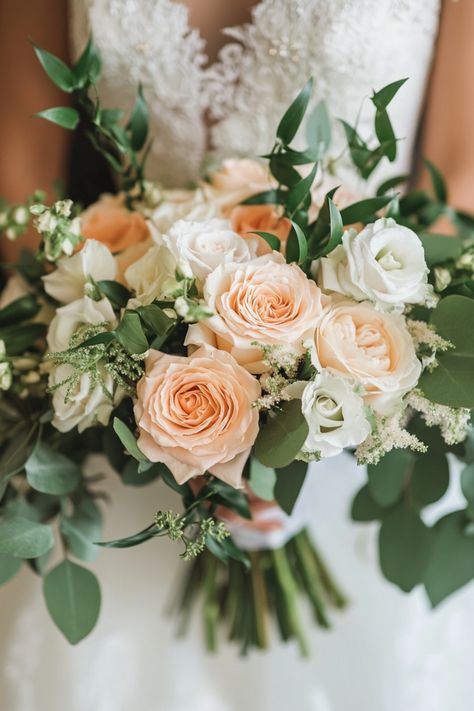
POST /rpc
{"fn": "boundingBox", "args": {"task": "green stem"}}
[249,552,268,650]
[292,531,330,628]
[272,547,309,657]
[203,554,219,652]
[301,528,347,608]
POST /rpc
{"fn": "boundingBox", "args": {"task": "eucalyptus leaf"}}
[419,295,474,407]
[424,511,474,607]
[0,554,22,585]
[254,400,309,469]
[419,234,463,267]
[274,459,308,515]
[351,484,385,522]
[25,442,81,496]
[121,459,161,486]
[379,502,432,592]
[424,159,447,203]
[0,516,54,559]
[411,450,449,508]
[248,458,276,501]
[371,78,408,110]
[368,449,412,507]
[43,560,101,644]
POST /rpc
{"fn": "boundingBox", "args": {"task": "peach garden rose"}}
[134,344,261,487]
[81,194,150,252]
[186,252,326,373]
[312,298,421,415]
[229,204,291,256]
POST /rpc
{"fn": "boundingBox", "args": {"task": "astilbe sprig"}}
[47,323,145,402]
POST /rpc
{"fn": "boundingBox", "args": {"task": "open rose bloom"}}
[5,66,474,653]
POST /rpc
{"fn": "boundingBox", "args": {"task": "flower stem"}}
[271,547,309,657]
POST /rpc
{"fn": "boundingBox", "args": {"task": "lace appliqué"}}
[70,0,441,189]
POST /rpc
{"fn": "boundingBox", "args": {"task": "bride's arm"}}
[421,0,474,213]
[0,0,70,262]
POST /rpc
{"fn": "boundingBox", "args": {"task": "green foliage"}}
[378,501,432,592]
[32,43,77,92]
[411,449,450,509]
[339,196,392,225]
[35,107,80,130]
[367,449,412,507]
[96,280,131,309]
[0,515,54,559]
[420,233,463,267]
[248,458,276,501]
[43,560,101,643]
[0,553,22,585]
[250,230,281,252]
[60,495,102,562]
[277,78,313,145]
[424,159,447,203]
[25,441,81,496]
[115,311,149,354]
[254,400,309,469]
[424,512,474,607]
[113,418,147,462]
[127,85,149,152]
[350,484,385,522]
[274,460,308,515]
[0,295,40,327]
[305,100,331,160]
[419,295,474,407]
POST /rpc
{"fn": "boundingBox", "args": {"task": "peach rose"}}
[81,195,149,253]
[134,344,261,487]
[206,159,274,212]
[185,253,326,373]
[229,204,291,256]
[312,299,421,415]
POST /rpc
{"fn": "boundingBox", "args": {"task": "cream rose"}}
[47,296,116,352]
[319,218,429,311]
[134,344,261,487]
[288,372,371,458]
[149,188,220,236]
[50,364,117,433]
[312,299,421,414]
[186,253,326,373]
[42,240,116,304]
[124,244,179,306]
[162,218,255,284]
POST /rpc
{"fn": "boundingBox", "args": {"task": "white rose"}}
[149,188,219,236]
[0,361,12,391]
[50,363,117,433]
[47,296,116,352]
[124,244,179,306]
[319,218,429,311]
[42,240,116,304]
[288,372,371,458]
[162,218,255,285]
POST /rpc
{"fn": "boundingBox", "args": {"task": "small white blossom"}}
[406,390,470,445]
[356,410,427,465]
[434,266,452,292]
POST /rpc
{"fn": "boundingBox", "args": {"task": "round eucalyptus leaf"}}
[0,516,54,559]
[43,560,101,644]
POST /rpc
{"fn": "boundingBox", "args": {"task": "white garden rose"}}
[124,244,179,306]
[47,296,116,352]
[50,363,117,433]
[42,240,117,304]
[162,218,255,284]
[288,372,371,458]
[319,218,429,311]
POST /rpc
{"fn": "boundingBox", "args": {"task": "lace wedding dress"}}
[3,2,474,710]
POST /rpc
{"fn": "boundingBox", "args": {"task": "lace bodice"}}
[70,0,440,188]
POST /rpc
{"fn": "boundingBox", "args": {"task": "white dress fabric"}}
[4,2,474,710]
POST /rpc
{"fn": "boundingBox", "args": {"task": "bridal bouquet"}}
[1,40,474,654]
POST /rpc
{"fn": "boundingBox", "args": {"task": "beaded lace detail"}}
[70,0,440,188]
